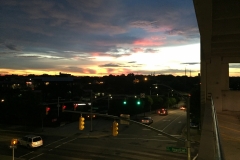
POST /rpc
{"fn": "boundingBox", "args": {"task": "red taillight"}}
[62,105,66,110]
[46,107,50,112]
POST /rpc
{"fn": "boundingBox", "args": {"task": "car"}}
[190,119,200,129]
[141,117,153,125]
[84,113,96,119]
[180,106,186,110]
[84,109,97,119]
[157,108,168,115]
[18,135,43,148]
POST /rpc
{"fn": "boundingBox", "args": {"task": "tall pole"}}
[187,95,191,160]
[90,90,93,132]
[12,147,14,160]
[108,95,109,110]
[168,92,169,109]
[41,112,44,131]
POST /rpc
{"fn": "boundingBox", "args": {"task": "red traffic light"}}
[62,105,66,112]
[46,107,50,112]
[46,107,50,115]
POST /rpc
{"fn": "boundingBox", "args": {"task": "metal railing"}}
[209,94,225,160]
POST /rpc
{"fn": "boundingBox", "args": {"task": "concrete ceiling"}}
[193,0,240,59]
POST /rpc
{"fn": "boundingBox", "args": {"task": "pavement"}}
[1,109,200,160]
[197,98,240,160]
[216,111,240,160]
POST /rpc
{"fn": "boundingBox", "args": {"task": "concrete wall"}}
[204,57,229,112]
[222,90,240,111]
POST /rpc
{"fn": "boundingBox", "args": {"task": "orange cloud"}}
[133,38,164,47]
[131,48,145,53]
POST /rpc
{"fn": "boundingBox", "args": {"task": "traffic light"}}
[11,139,18,146]
[137,99,141,105]
[112,121,118,136]
[46,107,50,115]
[79,116,85,130]
[123,98,127,105]
[62,105,66,112]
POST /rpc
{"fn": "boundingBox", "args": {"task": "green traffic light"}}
[123,100,127,105]
[137,101,141,105]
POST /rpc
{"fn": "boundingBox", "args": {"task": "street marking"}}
[19,151,34,158]
[55,145,61,148]
[157,134,181,137]
[44,136,69,147]
[29,153,44,160]
[162,116,181,131]
[111,137,176,142]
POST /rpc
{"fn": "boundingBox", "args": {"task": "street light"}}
[10,139,18,160]
[149,82,191,159]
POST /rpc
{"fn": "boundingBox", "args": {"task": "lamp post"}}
[90,90,93,132]
[186,95,191,160]
[168,92,169,109]
[149,82,191,158]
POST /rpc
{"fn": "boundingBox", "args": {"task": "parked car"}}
[141,117,153,125]
[18,135,43,148]
[156,108,168,115]
[190,119,200,129]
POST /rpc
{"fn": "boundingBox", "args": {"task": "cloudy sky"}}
[0,0,202,77]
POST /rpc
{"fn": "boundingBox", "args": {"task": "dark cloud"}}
[0,0,200,76]
[99,63,122,67]
[229,64,240,68]
[128,61,136,64]
[5,44,21,51]
[181,62,200,65]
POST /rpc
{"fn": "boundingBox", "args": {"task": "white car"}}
[141,117,153,125]
[18,135,43,148]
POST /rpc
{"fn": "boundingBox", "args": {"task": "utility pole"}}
[186,95,191,160]
[90,90,93,132]
[168,92,169,109]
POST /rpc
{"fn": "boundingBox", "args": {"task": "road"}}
[0,109,198,160]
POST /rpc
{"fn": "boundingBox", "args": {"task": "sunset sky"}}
[1,0,203,77]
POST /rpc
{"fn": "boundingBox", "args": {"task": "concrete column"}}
[206,56,229,112]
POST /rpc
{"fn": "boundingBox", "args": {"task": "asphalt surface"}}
[217,111,240,160]
[0,109,195,160]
